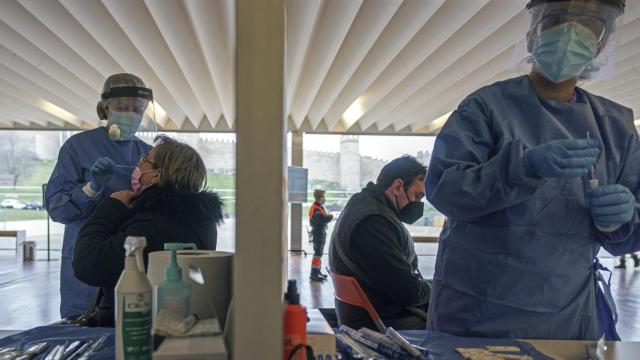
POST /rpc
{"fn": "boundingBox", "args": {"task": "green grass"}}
[2,164,240,218]
[0,188,42,194]
[1,159,51,215]
[206,173,234,190]
[0,209,48,222]
[0,191,43,203]
[222,202,235,217]
[19,160,56,186]
[205,173,235,216]
[18,162,237,189]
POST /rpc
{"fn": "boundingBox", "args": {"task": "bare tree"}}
[0,133,37,186]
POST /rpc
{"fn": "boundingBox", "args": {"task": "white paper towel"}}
[148,250,233,323]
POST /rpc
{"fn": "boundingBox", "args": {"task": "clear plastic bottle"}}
[154,243,197,318]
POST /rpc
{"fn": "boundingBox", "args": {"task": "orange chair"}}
[327,268,387,333]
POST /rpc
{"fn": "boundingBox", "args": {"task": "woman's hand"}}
[111,190,138,209]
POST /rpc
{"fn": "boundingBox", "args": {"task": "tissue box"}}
[153,335,227,360]
[307,309,336,360]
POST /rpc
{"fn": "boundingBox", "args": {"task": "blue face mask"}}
[108,111,143,141]
[532,22,599,83]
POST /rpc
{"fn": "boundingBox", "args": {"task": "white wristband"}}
[82,183,100,198]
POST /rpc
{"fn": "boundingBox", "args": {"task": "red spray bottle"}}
[284,280,307,360]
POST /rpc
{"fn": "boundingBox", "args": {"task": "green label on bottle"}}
[122,293,152,360]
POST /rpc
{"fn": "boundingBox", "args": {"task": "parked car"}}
[0,199,26,210]
[24,201,45,211]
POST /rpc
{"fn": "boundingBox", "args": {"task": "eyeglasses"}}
[139,154,157,168]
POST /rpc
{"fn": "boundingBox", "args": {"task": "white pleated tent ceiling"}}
[1,0,639,134]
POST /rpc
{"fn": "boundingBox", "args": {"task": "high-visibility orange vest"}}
[309,202,327,221]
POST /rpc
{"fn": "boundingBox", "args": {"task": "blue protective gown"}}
[426,75,640,340]
[45,127,151,318]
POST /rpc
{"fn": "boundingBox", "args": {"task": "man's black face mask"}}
[398,201,424,224]
[395,182,424,224]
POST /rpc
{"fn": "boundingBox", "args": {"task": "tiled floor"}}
[0,239,638,341]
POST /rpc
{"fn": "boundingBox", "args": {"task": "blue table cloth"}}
[400,330,554,360]
[0,325,114,359]
[335,328,555,359]
[4,326,556,359]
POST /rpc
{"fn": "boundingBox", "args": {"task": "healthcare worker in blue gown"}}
[45,73,152,318]
[426,0,640,340]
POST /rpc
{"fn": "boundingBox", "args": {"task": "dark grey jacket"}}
[329,182,430,330]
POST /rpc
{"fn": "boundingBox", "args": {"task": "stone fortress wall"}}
[33,132,428,191]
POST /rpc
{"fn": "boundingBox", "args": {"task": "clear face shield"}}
[98,85,159,182]
[510,1,623,83]
[101,86,158,143]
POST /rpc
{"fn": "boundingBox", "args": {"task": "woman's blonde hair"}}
[152,135,207,192]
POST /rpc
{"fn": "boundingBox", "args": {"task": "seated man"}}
[329,155,431,330]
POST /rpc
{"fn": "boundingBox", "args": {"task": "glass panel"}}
[0,131,238,258]
[294,133,442,256]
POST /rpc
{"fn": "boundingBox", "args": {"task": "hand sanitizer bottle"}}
[154,243,197,318]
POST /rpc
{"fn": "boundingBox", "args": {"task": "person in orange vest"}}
[309,189,334,282]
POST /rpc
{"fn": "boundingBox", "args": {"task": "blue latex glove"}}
[523,139,598,178]
[89,157,115,193]
[591,184,636,231]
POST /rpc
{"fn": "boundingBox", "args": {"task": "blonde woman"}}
[73,135,224,326]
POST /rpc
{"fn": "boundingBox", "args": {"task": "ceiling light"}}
[146,101,168,127]
[422,111,453,133]
[37,100,80,126]
[342,97,365,128]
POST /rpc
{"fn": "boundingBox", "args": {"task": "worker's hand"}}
[111,190,138,209]
[591,184,636,232]
[523,139,598,178]
[89,157,115,192]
